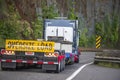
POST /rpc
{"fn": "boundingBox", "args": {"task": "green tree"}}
[32,18,43,39]
[41,1,59,19]
[95,14,120,48]
[79,28,89,47]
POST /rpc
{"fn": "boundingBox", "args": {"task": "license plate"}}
[25,52,34,55]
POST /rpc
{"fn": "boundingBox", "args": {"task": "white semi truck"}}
[44,18,80,64]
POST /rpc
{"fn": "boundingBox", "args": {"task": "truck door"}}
[46,27,57,40]
[63,27,73,42]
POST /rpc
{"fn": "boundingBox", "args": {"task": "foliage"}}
[78,16,95,48]
[95,14,120,48]
[0,1,20,39]
[68,8,77,20]
[21,21,33,39]
[0,2,21,47]
[0,0,60,47]
[68,1,77,20]
[88,35,95,47]
[0,1,33,47]
[41,1,59,19]
[79,28,88,47]
[0,19,20,39]
[0,0,119,49]
[32,18,43,39]
[97,62,120,68]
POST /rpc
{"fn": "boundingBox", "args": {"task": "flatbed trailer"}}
[0,40,65,73]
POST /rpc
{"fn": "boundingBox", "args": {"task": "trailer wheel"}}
[1,66,6,71]
[69,56,74,65]
[1,62,6,70]
[61,58,65,71]
[46,70,52,73]
[76,55,79,63]
[55,62,61,73]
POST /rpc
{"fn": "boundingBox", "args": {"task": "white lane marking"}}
[66,62,93,80]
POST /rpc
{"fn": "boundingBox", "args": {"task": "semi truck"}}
[0,18,80,73]
[44,19,80,64]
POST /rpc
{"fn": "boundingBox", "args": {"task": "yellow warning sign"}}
[5,39,55,52]
[96,35,101,49]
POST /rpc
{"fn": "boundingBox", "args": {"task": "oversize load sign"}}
[5,40,55,52]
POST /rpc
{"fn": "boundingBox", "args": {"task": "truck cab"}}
[44,19,80,64]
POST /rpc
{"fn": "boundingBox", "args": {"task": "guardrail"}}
[94,56,120,63]
[94,50,120,64]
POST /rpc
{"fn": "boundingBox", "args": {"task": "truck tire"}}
[1,65,6,71]
[46,70,52,73]
[63,59,65,71]
[61,58,65,71]
[76,55,79,63]
[69,56,74,65]
[72,56,74,64]
[60,59,64,71]
[55,62,61,73]
[60,61,62,72]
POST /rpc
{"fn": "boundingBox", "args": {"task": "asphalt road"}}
[0,52,120,80]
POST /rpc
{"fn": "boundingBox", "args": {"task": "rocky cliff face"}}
[0,0,120,45]
[13,0,120,35]
[0,0,120,47]
[1,0,120,24]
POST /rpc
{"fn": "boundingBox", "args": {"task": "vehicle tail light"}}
[54,52,59,57]
[1,49,6,55]
[45,52,59,57]
[25,52,34,55]
[1,49,15,55]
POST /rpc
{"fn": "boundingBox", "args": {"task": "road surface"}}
[0,52,120,80]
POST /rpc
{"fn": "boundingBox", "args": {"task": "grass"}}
[97,62,120,69]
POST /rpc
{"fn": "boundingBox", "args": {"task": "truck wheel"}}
[55,62,61,73]
[1,62,6,70]
[69,56,74,64]
[60,61,62,72]
[1,66,6,71]
[46,70,52,73]
[63,59,65,70]
[76,55,79,63]
[60,59,64,71]
[62,59,65,71]
[76,59,79,63]
[72,56,74,64]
